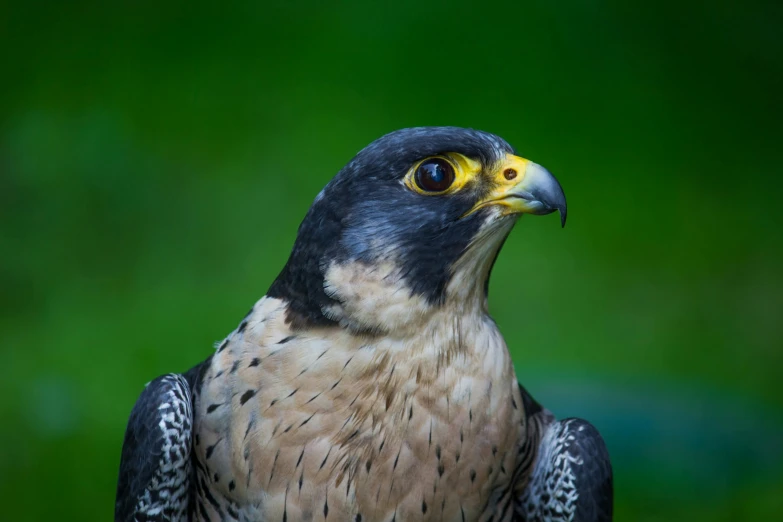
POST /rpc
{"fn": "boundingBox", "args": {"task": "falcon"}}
[116,127,613,522]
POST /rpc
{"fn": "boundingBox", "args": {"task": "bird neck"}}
[244,296,515,403]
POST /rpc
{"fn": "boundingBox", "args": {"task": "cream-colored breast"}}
[193,297,527,522]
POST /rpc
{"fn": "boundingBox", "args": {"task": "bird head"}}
[268,127,566,336]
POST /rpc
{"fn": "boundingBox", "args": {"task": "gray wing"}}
[115,373,194,522]
[517,386,613,522]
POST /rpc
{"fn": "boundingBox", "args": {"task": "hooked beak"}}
[470,154,567,227]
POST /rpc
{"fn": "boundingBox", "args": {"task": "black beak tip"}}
[560,207,567,228]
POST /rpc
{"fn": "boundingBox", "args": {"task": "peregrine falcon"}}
[116,127,613,522]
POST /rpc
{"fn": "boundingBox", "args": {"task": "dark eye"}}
[414,158,455,192]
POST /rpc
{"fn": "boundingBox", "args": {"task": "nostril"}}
[503,168,517,180]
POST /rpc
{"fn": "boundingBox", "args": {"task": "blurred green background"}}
[1,1,781,520]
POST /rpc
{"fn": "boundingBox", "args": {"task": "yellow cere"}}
[462,154,535,217]
[404,152,539,219]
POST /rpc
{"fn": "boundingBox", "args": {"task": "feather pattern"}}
[116,373,196,522]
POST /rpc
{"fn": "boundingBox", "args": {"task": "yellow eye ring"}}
[404,153,482,195]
